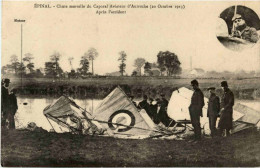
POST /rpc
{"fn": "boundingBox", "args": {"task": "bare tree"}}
[134,58,146,76]
[68,57,74,70]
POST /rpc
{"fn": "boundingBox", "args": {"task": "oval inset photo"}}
[216,5,260,51]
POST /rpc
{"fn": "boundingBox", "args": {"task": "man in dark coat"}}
[1,78,10,128]
[8,89,18,129]
[149,98,159,123]
[158,94,172,126]
[207,87,220,137]
[138,95,150,113]
[232,14,259,43]
[189,80,205,141]
[218,81,234,137]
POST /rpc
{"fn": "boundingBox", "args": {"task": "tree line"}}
[2,48,182,78]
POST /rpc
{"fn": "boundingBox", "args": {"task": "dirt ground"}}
[1,128,260,167]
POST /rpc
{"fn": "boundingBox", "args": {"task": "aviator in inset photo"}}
[216,5,260,51]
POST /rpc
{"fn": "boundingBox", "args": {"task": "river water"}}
[14,96,260,132]
[15,97,102,132]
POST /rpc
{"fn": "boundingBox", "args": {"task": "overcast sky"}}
[2,1,260,75]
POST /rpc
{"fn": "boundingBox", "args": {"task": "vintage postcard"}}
[1,0,260,167]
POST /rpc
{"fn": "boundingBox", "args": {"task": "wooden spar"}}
[167,119,175,129]
[45,115,56,133]
[89,118,172,135]
[234,5,237,16]
[46,114,82,133]
[232,5,238,36]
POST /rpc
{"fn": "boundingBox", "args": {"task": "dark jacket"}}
[241,26,259,43]
[158,98,172,126]
[1,86,9,115]
[9,93,18,115]
[189,88,205,117]
[138,100,149,113]
[149,103,159,123]
[207,93,220,117]
[218,88,234,130]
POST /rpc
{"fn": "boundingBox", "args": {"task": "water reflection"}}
[15,97,102,132]
[15,96,260,133]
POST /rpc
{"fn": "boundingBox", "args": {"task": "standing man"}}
[207,87,220,137]
[218,81,234,137]
[8,89,18,129]
[189,80,205,141]
[1,78,10,128]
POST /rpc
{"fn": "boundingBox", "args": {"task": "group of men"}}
[1,78,18,129]
[189,79,234,142]
[133,79,234,142]
[133,94,173,126]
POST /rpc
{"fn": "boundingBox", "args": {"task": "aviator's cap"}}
[221,81,228,87]
[232,14,242,22]
[3,78,10,84]
[207,87,216,91]
[191,79,199,86]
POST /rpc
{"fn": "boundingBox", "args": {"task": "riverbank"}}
[5,77,260,99]
[1,128,260,166]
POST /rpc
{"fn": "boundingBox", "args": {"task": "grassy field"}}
[1,128,260,167]
[6,77,260,99]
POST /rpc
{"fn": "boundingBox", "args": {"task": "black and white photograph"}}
[1,1,260,167]
[216,5,260,51]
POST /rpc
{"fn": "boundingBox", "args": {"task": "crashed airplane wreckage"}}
[43,87,260,139]
[167,87,260,134]
[43,87,174,139]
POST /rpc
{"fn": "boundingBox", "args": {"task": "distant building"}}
[181,68,205,77]
[190,68,205,76]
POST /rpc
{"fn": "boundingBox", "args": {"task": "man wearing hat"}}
[231,14,259,43]
[189,80,205,141]
[218,81,234,137]
[1,78,10,128]
[207,87,220,137]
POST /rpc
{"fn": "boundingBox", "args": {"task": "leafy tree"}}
[44,62,56,78]
[16,62,26,76]
[118,51,127,76]
[157,51,181,76]
[133,58,146,76]
[86,48,98,75]
[23,53,35,73]
[49,52,63,78]
[131,70,138,76]
[35,69,44,78]
[77,55,89,77]
[10,55,20,74]
[68,69,77,79]
[144,62,152,76]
